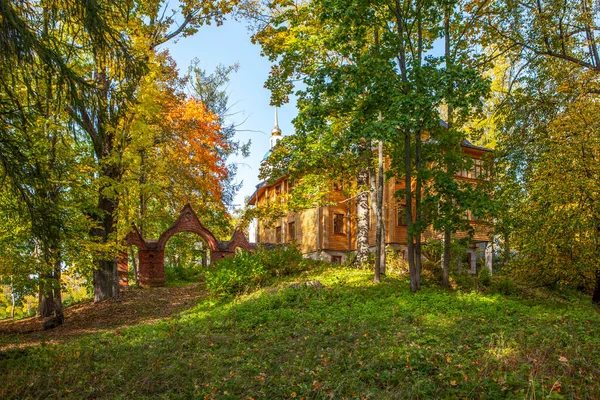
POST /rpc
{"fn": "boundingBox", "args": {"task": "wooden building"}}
[248,114,493,272]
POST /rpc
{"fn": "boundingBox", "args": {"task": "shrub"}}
[478,267,492,287]
[491,276,521,296]
[452,271,477,291]
[384,247,409,275]
[421,259,443,285]
[164,262,204,284]
[206,246,317,296]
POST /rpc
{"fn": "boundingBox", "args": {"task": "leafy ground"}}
[1,267,599,399]
[0,283,205,351]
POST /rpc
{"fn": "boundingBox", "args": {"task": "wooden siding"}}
[252,146,493,254]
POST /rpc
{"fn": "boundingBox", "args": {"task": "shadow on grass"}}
[1,267,599,399]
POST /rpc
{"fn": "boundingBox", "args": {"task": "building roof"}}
[248,119,491,206]
[247,180,267,206]
[460,139,492,152]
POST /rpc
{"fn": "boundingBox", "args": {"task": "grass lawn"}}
[1,266,599,399]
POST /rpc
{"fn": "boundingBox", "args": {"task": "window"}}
[473,159,484,178]
[275,184,282,195]
[287,222,296,242]
[458,168,471,178]
[397,204,407,226]
[457,158,485,179]
[275,226,282,243]
[333,213,345,234]
[461,209,469,220]
[331,255,342,264]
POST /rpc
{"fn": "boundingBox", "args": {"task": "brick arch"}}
[120,204,252,287]
[225,230,253,253]
[157,204,219,252]
[125,225,147,250]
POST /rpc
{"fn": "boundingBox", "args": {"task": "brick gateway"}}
[119,204,252,286]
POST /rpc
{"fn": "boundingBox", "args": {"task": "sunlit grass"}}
[1,265,599,399]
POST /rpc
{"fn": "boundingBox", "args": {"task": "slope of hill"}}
[1,267,599,399]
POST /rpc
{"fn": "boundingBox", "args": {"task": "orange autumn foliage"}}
[161,97,230,205]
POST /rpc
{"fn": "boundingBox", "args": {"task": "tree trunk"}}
[415,129,422,289]
[355,168,370,268]
[377,140,386,277]
[374,140,384,282]
[38,258,63,327]
[442,9,453,291]
[442,228,451,288]
[92,162,121,302]
[38,278,54,318]
[405,129,417,292]
[10,277,15,319]
[414,4,424,291]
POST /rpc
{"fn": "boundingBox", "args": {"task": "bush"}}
[478,267,492,287]
[421,260,443,285]
[206,246,318,296]
[164,262,204,284]
[384,247,409,275]
[491,276,521,296]
[452,271,477,291]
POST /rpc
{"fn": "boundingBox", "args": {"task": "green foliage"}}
[61,271,92,308]
[383,247,409,275]
[163,233,207,284]
[491,276,521,297]
[164,264,204,285]
[206,246,320,296]
[1,267,600,398]
[478,267,492,287]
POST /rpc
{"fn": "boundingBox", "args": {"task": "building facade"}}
[248,114,493,272]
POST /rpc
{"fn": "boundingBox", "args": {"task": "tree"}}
[120,54,247,254]
[254,2,388,270]
[64,0,256,301]
[256,0,492,290]
[478,0,600,302]
[1,0,259,312]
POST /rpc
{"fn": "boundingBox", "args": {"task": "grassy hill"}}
[1,266,599,399]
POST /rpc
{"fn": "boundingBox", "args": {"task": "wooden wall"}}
[253,145,492,254]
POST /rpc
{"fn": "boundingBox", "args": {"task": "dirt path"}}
[0,283,206,352]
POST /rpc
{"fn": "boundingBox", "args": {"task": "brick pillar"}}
[117,250,129,287]
[138,244,165,287]
[210,250,225,263]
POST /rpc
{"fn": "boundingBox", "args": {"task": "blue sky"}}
[164,20,295,209]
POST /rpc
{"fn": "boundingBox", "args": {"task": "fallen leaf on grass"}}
[558,356,568,364]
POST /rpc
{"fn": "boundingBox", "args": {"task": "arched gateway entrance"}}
[118,204,252,287]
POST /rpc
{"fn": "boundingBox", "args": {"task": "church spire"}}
[271,108,282,137]
[270,107,282,149]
